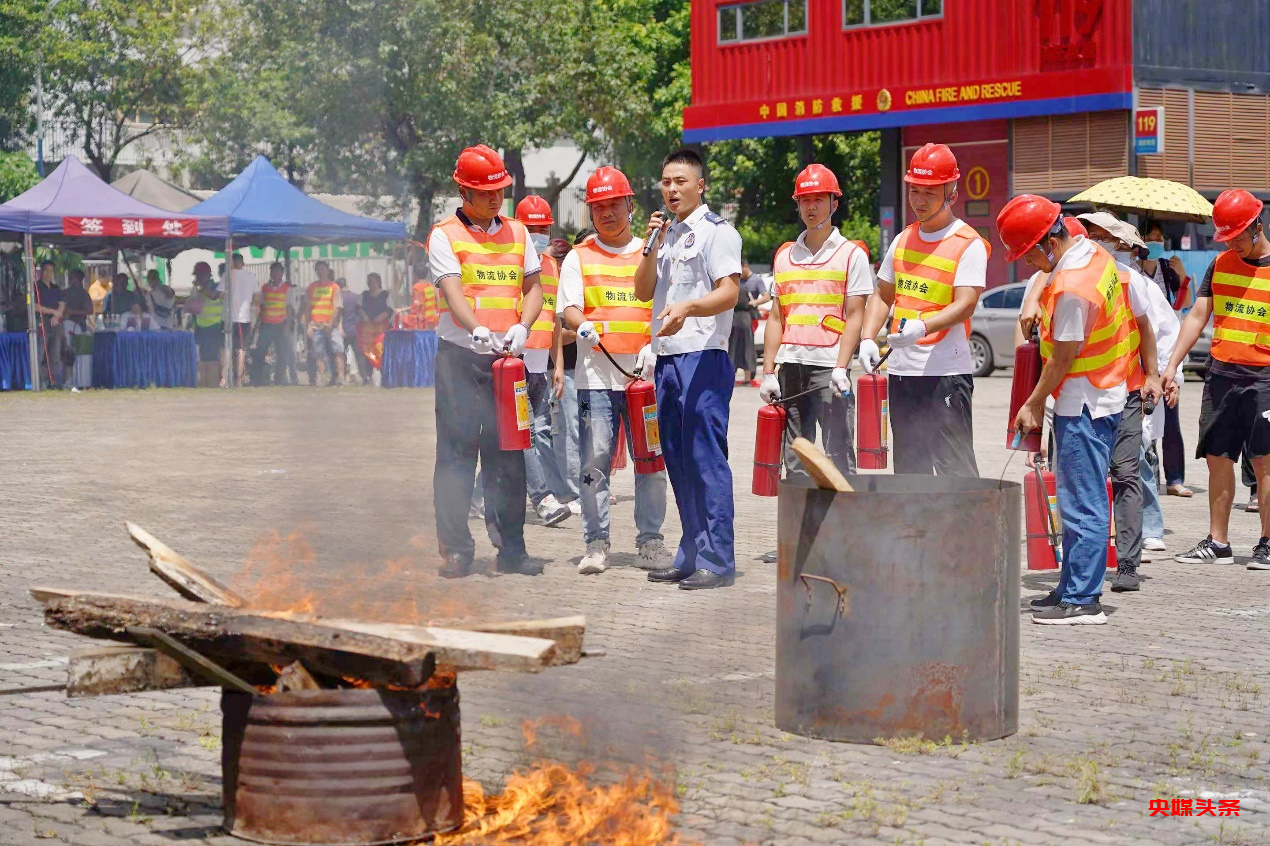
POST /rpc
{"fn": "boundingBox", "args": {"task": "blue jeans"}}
[655,350,735,576]
[578,388,667,545]
[552,371,581,502]
[1142,442,1164,540]
[1054,408,1121,606]
[525,372,570,506]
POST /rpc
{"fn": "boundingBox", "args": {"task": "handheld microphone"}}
[643,207,670,257]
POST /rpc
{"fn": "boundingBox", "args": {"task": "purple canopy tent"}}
[0,157,229,390]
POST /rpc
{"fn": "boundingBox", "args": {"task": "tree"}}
[0,0,42,152]
[0,150,38,201]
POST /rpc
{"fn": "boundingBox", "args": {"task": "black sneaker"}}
[1175,536,1235,565]
[496,553,543,576]
[1110,568,1140,592]
[1032,602,1107,626]
[439,552,473,579]
[1029,590,1061,609]
[1250,538,1270,571]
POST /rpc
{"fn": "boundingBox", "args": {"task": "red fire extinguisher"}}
[625,378,664,474]
[1008,334,1043,452]
[1025,464,1061,570]
[493,355,531,451]
[856,374,888,470]
[753,403,787,496]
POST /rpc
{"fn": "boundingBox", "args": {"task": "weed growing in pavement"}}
[125,799,150,825]
[478,714,505,728]
[136,715,152,736]
[1071,757,1107,805]
[875,732,969,757]
[1210,820,1259,845]
[1004,748,1027,778]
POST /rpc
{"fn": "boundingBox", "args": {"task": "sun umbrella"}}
[1067,177,1213,223]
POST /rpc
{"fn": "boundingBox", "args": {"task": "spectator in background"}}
[228,253,260,386]
[358,272,393,382]
[87,271,111,314]
[33,261,65,389]
[185,262,224,387]
[305,261,345,386]
[1141,222,1193,498]
[729,259,767,387]
[62,269,92,330]
[120,301,162,331]
[103,273,140,316]
[253,261,292,386]
[144,268,177,329]
[399,265,438,330]
[338,276,364,383]
[62,269,93,390]
[549,237,582,514]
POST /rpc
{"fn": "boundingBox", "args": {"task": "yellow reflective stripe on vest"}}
[785,315,829,326]
[777,292,845,307]
[450,239,526,256]
[580,263,638,279]
[460,266,521,288]
[893,248,958,275]
[892,305,922,321]
[1214,294,1270,325]
[1214,327,1270,344]
[583,286,653,308]
[893,274,954,303]
[773,269,847,284]
[1064,330,1140,376]
[599,320,651,334]
[1214,272,1270,296]
[442,295,519,311]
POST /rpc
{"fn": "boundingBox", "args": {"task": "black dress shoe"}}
[678,570,734,590]
[647,567,691,583]
[496,554,544,576]
[439,553,473,579]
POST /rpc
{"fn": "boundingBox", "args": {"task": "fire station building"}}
[683,0,1270,283]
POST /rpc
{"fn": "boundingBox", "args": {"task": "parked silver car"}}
[969,282,1027,377]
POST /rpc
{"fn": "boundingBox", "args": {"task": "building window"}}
[718,0,808,43]
[844,0,942,27]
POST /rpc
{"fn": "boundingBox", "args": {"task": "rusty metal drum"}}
[221,686,463,846]
[776,475,1020,744]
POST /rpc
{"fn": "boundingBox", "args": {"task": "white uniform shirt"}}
[229,269,260,324]
[1132,256,1181,441]
[877,218,987,377]
[557,235,643,391]
[427,214,542,353]
[774,229,875,368]
[652,204,743,356]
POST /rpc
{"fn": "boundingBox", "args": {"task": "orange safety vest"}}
[433,215,527,333]
[773,239,856,347]
[1209,250,1270,366]
[413,282,438,329]
[890,222,990,344]
[1039,245,1139,396]
[1118,270,1146,392]
[575,235,653,355]
[307,282,340,324]
[260,283,288,325]
[525,252,559,349]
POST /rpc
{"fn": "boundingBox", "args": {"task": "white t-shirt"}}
[229,269,260,324]
[877,219,987,376]
[558,235,643,391]
[774,230,875,368]
[427,214,542,352]
[652,204,744,355]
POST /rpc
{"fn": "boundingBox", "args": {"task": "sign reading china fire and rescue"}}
[756,79,1026,123]
[62,217,199,237]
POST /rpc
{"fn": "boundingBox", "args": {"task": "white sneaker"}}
[636,539,669,570]
[535,495,571,527]
[567,499,582,516]
[578,540,609,575]
[1143,537,1166,552]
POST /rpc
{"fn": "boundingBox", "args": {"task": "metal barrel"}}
[221,686,463,846]
[776,475,1020,744]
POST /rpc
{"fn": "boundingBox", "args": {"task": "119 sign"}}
[1134,107,1164,155]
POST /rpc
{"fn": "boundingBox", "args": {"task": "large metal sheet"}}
[776,475,1019,744]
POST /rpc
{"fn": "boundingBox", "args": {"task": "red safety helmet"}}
[515,195,554,227]
[1213,189,1265,242]
[996,194,1063,262]
[453,145,512,191]
[792,164,842,198]
[585,166,635,204]
[904,143,960,186]
[1063,216,1088,238]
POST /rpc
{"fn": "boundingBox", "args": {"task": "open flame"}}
[435,718,693,846]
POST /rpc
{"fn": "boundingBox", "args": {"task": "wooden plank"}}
[459,616,585,666]
[36,590,437,688]
[276,661,321,692]
[67,646,197,698]
[125,522,248,607]
[311,618,558,673]
[791,437,854,492]
[127,627,258,695]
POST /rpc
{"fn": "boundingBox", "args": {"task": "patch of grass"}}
[1004,749,1027,778]
[875,732,969,757]
[478,714,505,728]
[1071,758,1107,805]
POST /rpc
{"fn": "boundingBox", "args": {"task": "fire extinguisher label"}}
[880,400,889,449]
[1047,495,1062,535]
[643,405,662,455]
[514,381,530,431]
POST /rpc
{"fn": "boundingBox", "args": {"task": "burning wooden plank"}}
[34,589,437,689]
[459,616,585,667]
[301,619,559,673]
[125,522,248,607]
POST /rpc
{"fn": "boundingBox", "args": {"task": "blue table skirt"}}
[92,331,198,389]
[0,332,31,391]
[382,330,437,388]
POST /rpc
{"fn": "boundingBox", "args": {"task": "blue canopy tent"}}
[186,156,408,385]
[0,156,230,388]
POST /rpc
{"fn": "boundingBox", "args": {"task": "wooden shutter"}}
[1135,88,1191,184]
[1011,112,1129,194]
[1194,91,1270,192]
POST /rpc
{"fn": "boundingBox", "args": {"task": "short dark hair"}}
[270,261,283,272]
[367,272,382,285]
[662,147,705,179]
[39,260,54,269]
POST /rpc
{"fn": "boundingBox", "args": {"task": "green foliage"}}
[0,150,37,202]
[0,0,41,151]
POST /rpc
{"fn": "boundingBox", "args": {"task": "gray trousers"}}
[1110,390,1144,572]
[778,362,856,477]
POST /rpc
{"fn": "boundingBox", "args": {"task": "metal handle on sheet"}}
[799,574,850,618]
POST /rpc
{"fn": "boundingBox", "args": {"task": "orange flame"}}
[435,719,693,846]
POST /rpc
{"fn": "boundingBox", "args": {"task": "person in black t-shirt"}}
[1164,189,1270,569]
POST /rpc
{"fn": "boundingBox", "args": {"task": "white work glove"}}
[633,344,656,378]
[500,323,528,357]
[858,338,882,374]
[759,373,781,403]
[886,318,927,349]
[576,321,600,347]
[831,367,852,395]
[469,325,495,353]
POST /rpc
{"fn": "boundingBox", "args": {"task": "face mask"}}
[530,233,550,252]
[1145,242,1164,261]
[1112,250,1132,265]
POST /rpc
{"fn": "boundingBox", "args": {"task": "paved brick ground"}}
[0,374,1267,846]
